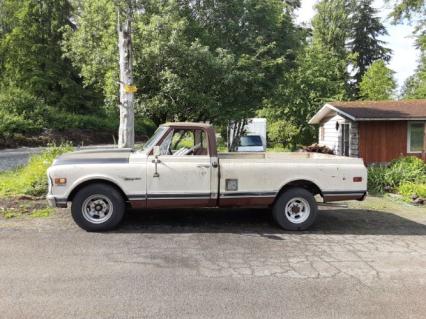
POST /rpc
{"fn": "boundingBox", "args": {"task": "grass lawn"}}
[346,194,426,219]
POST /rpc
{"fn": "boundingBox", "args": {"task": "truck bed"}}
[218,151,363,163]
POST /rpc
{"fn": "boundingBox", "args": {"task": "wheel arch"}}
[67,179,129,203]
[273,179,322,205]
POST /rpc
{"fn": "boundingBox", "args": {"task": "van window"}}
[239,136,263,147]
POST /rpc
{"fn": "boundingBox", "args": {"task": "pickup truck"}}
[47,122,367,231]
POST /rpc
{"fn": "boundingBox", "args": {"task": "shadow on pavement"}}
[115,207,426,236]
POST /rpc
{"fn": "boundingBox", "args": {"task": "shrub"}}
[398,183,426,201]
[0,144,73,196]
[0,86,48,115]
[368,156,426,194]
[268,120,300,149]
[0,86,156,138]
[0,111,43,135]
[385,157,426,188]
[367,166,388,194]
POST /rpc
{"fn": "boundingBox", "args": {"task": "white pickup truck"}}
[47,122,367,231]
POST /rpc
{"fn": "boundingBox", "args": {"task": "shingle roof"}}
[329,100,426,119]
[309,99,426,124]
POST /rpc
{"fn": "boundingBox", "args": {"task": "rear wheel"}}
[272,187,317,231]
[71,183,125,231]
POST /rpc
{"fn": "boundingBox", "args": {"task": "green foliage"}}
[388,0,425,99]
[312,0,350,60]
[359,60,396,100]
[368,156,426,194]
[367,166,388,193]
[0,0,100,113]
[0,86,47,135]
[0,144,73,196]
[402,69,426,99]
[0,112,42,136]
[0,84,154,137]
[267,120,300,149]
[260,41,348,145]
[402,38,426,99]
[62,0,118,109]
[349,0,391,94]
[397,182,426,200]
[64,0,302,125]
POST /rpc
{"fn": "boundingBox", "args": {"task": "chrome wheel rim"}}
[284,197,310,224]
[82,194,113,224]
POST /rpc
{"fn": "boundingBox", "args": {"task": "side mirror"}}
[153,146,160,157]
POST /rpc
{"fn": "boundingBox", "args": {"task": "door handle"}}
[152,156,161,177]
[197,164,211,168]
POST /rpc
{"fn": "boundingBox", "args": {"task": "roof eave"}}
[355,117,426,121]
[309,103,356,124]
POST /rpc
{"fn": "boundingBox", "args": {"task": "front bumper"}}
[46,195,68,208]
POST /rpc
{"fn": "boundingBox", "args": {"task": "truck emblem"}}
[123,177,141,181]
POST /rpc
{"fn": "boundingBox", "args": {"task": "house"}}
[309,100,426,164]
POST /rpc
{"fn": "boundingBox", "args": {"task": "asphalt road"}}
[1,205,426,318]
[0,147,45,171]
[0,145,115,172]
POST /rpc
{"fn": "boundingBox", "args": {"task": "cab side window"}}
[158,128,208,156]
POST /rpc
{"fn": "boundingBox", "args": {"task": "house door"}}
[340,123,350,156]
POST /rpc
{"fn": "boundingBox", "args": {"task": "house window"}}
[408,122,425,153]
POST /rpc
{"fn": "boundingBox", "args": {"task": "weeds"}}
[0,144,73,196]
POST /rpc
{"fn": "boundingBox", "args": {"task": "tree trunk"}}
[228,119,247,152]
[117,17,135,148]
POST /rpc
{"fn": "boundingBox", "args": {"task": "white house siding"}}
[318,114,346,153]
[318,114,359,157]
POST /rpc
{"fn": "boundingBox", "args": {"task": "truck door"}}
[146,127,215,208]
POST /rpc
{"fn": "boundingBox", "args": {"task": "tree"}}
[259,42,348,145]
[117,5,135,148]
[62,0,118,109]
[311,0,351,60]
[349,0,391,94]
[401,36,426,98]
[268,120,300,150]
[387,0,426,99]
[359,60,396,100]
[258,0,350,146]
[63,0,302,127]
[0,0,99,113]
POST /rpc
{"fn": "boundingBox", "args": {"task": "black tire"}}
[272,187,317,231]
[71,183,125,232]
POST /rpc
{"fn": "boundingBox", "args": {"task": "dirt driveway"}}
[0,196,425,318]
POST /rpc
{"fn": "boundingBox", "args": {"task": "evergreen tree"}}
[311,0,351,60]
[349,0,391,94]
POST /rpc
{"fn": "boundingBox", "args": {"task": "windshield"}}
[142,126,167,151]
[239,135,263,147]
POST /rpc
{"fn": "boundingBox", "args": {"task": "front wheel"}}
[272,187,317,231]
[71,183,125,231]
